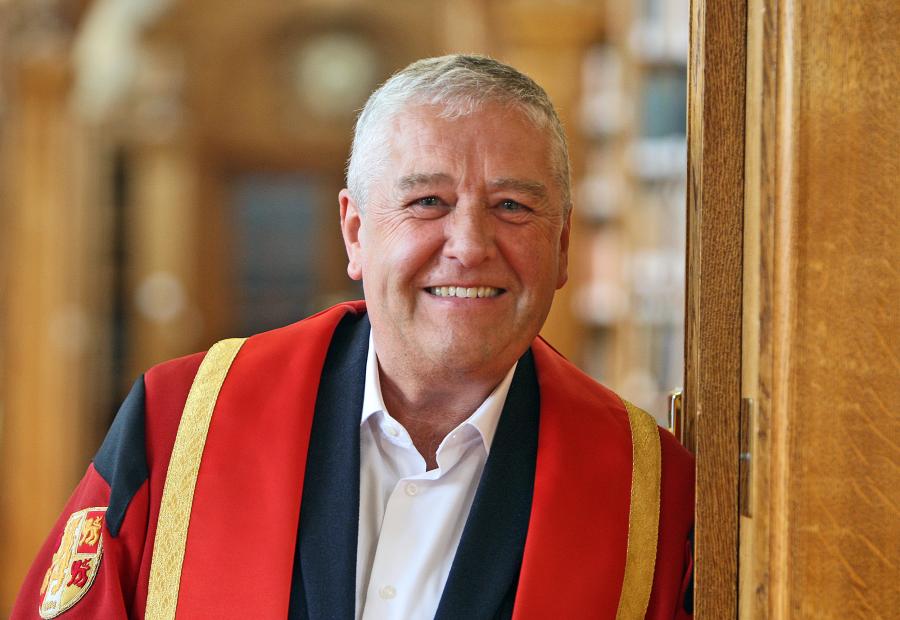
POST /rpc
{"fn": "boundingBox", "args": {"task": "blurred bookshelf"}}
[576,0,688,423]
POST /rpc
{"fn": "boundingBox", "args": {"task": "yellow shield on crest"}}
[38,506,107,619]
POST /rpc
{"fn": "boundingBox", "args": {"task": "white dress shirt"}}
[355,333,517,620]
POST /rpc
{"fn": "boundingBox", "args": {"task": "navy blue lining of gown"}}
[93,376,149,538]
[288,313,539,619]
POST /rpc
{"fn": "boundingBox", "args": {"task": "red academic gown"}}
[12,301,694,619]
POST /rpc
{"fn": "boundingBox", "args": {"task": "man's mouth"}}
[426,286,503,299]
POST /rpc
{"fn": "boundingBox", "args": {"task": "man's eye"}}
[408,196,449,219]
[499,199,527,211]
[416,196,442,207]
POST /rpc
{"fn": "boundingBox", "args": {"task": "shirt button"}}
[405,483,419,497]
[379,585,396,600]
[385,425,399,437]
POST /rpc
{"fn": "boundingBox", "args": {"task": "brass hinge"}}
[667,389,684,445]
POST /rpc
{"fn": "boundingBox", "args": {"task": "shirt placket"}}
[361,423,476,619]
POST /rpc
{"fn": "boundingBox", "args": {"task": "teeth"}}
[429,286,501,298]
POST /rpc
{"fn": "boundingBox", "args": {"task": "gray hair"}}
[346,54,572,215]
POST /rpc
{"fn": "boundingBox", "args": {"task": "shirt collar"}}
[361,331,517,454]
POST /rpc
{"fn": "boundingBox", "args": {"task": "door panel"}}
[740,1,900,617]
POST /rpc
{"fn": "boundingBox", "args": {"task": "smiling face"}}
[340,102,571,386]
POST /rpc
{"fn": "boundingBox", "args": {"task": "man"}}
[14,55,693,619]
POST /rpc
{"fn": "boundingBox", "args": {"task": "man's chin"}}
[420,338,520,377]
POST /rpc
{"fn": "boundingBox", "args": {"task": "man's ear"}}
[556,209,572,289]
[339,189,364,281]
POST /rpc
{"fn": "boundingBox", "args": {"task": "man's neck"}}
[376,360,501,470]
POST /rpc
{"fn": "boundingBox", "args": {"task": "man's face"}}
[340,102,570,383]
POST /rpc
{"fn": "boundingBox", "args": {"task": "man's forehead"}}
[388,100,545,138]
[395,172,549,199]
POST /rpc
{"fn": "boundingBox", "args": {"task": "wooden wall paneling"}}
[743,0,900,616]
[0,49,108,615]
[685,0,746,617]
[125,137,204,376]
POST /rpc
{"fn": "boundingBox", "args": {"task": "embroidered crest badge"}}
[38,506,107,618]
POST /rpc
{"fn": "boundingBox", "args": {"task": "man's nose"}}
[441,204,496,267]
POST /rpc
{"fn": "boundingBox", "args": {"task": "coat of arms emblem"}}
[38,506,107,618]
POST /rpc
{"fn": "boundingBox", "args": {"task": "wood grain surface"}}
[685,0,747,617]
[743,0,900,617]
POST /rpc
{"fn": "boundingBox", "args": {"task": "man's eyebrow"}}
[397,172,454,191]
[489,178,548,201]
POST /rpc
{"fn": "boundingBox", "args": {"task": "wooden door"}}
[739,0,899,617]
[688,0,899,617]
